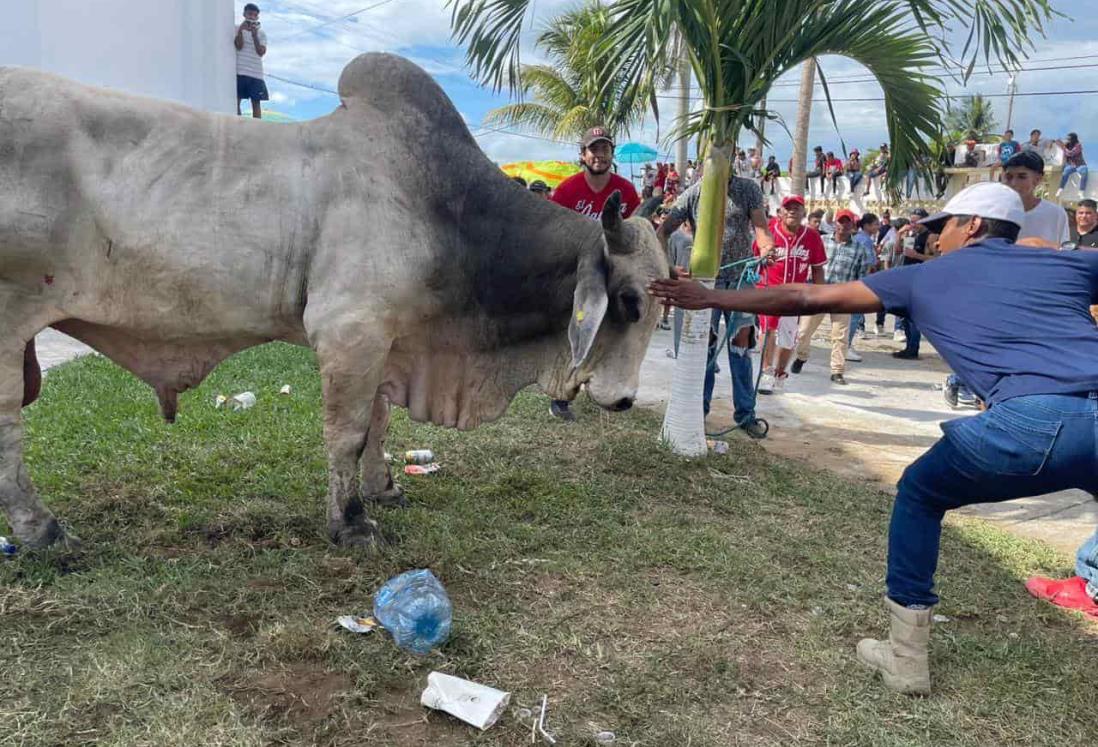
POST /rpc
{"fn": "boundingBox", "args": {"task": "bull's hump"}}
[336,54,471,144]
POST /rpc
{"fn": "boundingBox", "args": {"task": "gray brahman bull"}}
[0,54,668,550]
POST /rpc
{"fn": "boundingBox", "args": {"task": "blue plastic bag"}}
[373,569,452,655]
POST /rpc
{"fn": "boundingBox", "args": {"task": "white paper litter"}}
[336,615,379,634]
[420,671,510,731]
[279,385,292,395]
[932,614,951,623]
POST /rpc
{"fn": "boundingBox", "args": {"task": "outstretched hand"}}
[648,270,715,310]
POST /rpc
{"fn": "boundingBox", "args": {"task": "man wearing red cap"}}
[755,195,827,393]
[551,127,640,223]
[547,127,640,421]
[791,209,866,384]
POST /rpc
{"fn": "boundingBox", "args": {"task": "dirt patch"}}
[359,686,474,746]
[228,664,352,724]
[219,613,257,638]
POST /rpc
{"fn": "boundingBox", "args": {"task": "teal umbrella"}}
[616,142,658,164]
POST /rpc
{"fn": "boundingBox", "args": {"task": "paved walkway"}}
[35,329,94,370]
[36,325,1095,557]
[637,315,1095,558]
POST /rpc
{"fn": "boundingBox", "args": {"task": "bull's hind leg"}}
[315,339,390,550]
[361,392,406,508]
[1,343,72,548]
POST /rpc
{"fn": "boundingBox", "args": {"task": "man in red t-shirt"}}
[547,127,640,420]
[752,195,827,393]
[551,128,641,222]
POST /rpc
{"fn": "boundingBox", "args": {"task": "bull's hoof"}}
[329,518,386,551]
[365,485,408,509]
[19,518,80,551]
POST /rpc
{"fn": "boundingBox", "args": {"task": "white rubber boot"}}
[856,597,932,694]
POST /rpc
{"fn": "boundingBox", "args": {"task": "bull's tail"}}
[23,339,41,407]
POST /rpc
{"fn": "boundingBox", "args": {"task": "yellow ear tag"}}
[576,310,586,322]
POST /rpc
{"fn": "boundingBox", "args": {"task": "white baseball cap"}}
[919,182,1025,233]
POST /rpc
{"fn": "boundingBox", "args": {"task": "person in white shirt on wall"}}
[1002,151,1071,246]
[235,3,269,119]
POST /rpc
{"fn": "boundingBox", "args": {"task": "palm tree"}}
[450,0,1056,455]
[790,59,818,197]
[944,94,998,141]
[481,3,652,140]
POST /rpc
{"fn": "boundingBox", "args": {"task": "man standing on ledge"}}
[235,3,269,119]
[549,127,640,421]
[648,182,1098,694]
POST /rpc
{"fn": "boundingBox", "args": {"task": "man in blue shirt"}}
[649,182,1098,695]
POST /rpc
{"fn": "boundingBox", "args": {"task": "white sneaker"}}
[758,370,776,395]
[846,349,863,362]
[869,324,881,337]
[893,330,906,343]
[772,373,788,393]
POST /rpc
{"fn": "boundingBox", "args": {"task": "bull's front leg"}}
[1,342,74,548]
[316,343,388,550]
[360,392,407,508]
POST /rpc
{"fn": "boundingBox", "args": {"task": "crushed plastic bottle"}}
[373,569,452,655]
[0,536,16,558]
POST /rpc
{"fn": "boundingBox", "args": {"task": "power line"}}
[280,0,400,40]
[655,87,1098,105]
[267,73,338,96]
[259,75,570,145]
[660,58,1098,92]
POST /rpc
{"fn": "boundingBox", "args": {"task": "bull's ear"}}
[569,244,610,370]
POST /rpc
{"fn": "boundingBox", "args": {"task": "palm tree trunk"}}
[675,56,690,175]
[790,59,816,197]
[661,141,732,456]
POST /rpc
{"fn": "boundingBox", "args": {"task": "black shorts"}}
[237,75,269,102]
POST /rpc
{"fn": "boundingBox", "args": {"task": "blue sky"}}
[243,1,1098,167]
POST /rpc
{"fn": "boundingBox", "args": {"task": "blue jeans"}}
[904,168,918,198]
[888,392,1098,607]
[1061,164,1089,192]
[848,313,865,344]
[1077,528,1098,600]
[946,373,976,401]
[902,316,921,355]
[848,172,863,190]
[703,275,757,425]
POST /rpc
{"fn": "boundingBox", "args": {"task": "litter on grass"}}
[420,671,510,731]
[404,463,441,476]
[0,537,16,557]
[404,449,435,464]
[336,615,380,634]
[215,392,256,411]
[373,569,452,655]
[706,439,730,455]
[279,384,292,395]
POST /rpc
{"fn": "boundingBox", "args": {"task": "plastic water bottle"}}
[404,449,435,465]
[0,537,16,557]
[373,569,452,655]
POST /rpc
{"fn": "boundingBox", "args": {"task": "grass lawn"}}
[2,343,1095,746]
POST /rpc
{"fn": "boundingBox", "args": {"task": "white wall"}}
[0,0,236,113]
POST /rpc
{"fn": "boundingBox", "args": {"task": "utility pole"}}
[676,55,690,177]
[755,96,766,160]
[1005,74,1018,132]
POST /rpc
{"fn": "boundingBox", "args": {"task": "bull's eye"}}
[617,288,643,324]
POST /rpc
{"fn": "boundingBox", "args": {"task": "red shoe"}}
[1025,576,1098,618]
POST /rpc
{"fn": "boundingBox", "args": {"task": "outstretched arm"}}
[648,274,884,316]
